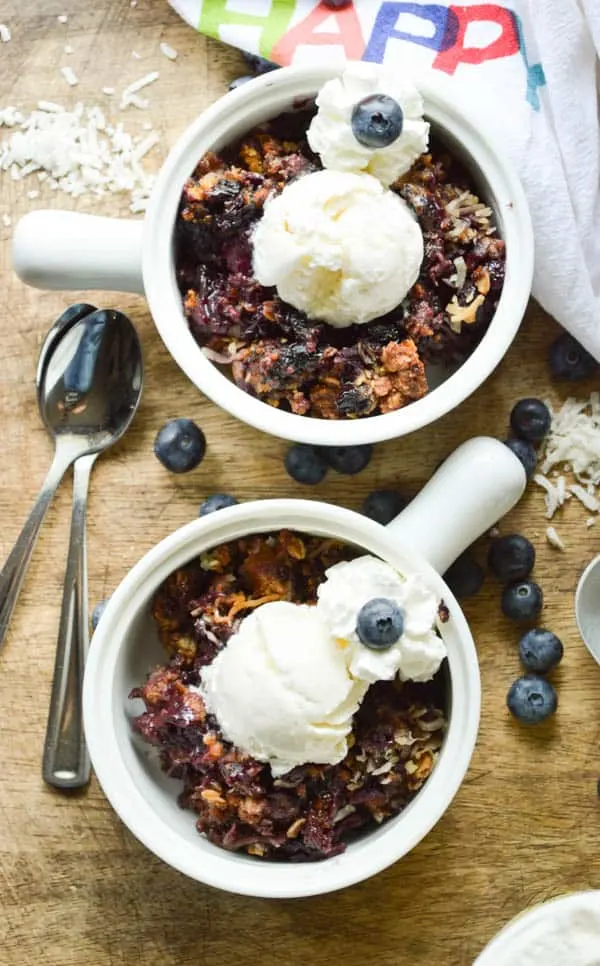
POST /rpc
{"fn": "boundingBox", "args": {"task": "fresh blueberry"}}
[488,534,535,582]
[501,580,543,622]
[443,552,484,599]
[503,437,537,480]
[91,599,109,631]
[199,494,238,516]
[242,52,278,74]
[154,419,206,473]
[324,444,373,475]
[228,75,254,91]
[518,628,563,674]
[506,675,557,724]
[351,94,404,149]
[549,332,599,381]
[285,444,328,485]
[356,598,404,650]
[362,489,407,525]
[510,398,551,442]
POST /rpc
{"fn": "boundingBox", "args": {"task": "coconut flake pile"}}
[535,393,600,521]
[0,101,159,212]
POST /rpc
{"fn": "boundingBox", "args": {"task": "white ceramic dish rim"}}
[141,64,534,445]
[474,891,600,963]
[83,499,481,899]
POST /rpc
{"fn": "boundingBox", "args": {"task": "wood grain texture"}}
[1,4,600,963]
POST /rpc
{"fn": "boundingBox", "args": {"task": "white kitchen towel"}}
[170,0,600,361]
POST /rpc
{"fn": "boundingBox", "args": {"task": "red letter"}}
[434,4,520,74]
[271,2,364,66]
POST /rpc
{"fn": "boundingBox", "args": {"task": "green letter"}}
[198,0,296,58]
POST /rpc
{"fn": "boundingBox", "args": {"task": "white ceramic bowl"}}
[13,66,534,446]
[83,437,526,898]
[475,892,600,963]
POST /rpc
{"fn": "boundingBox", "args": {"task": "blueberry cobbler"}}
[130,530,449,862]
[175,62,505,419]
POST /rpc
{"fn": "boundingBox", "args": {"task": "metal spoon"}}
[0,303,98,649]
[575,555,600,665]
[40,309,143,789]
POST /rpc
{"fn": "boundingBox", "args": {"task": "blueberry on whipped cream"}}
[356,598,405,649]
[351,93,404,149]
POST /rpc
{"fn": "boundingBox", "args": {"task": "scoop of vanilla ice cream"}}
[201,601,367,777]
[316,556,446,684]
[252,169,423,327]
[307,62,430,187]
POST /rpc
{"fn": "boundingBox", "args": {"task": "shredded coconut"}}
[586,517,596,528]
[132,50,142,60]
[0,101,158,212]
[535,394,600,517]
[2,212,11,226]
[120,72,159,110]
[57,14,68,24]
[159,42,178,61]
[545,526,565,551]
[102,87,115,96]
[64,44,74,54]
[569,483,600,513]
[0,24,11,43]
[60,66,79,87]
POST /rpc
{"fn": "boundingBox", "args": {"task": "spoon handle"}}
[0,452,71,652]
[43,452,98,790]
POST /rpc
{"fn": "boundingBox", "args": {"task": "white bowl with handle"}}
[82,436,526,898]
[13,65,534,446]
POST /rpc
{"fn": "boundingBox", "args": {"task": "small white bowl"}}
[475,892,600,963]
[82,437,525,898]
[14,66,534,446]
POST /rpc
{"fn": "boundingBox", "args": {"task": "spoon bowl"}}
[38,308,143,456]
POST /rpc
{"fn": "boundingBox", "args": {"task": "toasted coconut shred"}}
[535,394,600,525]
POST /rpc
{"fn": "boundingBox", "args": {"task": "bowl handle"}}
[12,210,145,294]
[386,437,526,576]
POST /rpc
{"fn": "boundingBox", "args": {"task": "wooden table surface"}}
[1,3,600,964]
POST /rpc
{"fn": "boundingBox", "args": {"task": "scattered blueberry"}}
[285,444,328,485]
[91,599,109,631]
[501,580,543,622]
[362,489,407,525]
[351,94,404,149]
[488,534,535,582]
[503,437,537,480]
[443,552,485,599]
[242,52,278,74]
[549,332,599,381]
[324,444,373,475]
[518,628,563,674]
[506,675,557,724]
[356,598,404,650]
[199,494,238,516]
[154,419,206,474]
[510,398,551,442]
[228,75,254,91]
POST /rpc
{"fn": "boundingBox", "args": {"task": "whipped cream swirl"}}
[307,62,430,187]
